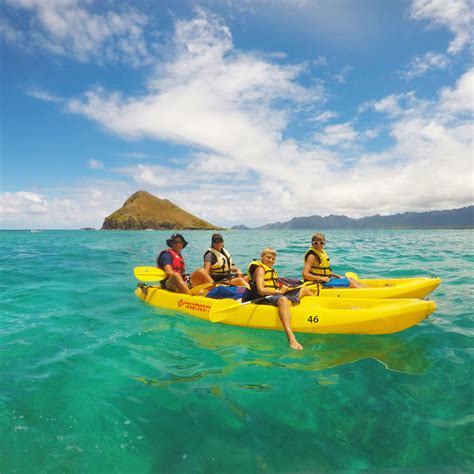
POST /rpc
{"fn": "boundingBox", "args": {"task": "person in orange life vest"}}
[245,248,313,351]
[202,234,249,288]
[157,233,213,295]
[302,233,367,288]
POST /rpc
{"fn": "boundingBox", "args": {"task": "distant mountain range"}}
[232,206,474,230]
[230,224,252,230]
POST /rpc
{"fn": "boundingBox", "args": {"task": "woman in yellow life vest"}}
[245,248,313,351]
[203,234,249,288]
[302,233,367,288]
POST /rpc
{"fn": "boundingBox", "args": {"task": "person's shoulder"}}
[204,249,217,262]
[305,248,316,259]
[158,250,172,263]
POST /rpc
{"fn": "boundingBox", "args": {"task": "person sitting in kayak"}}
[157,233,213,295]
[302,233,367,288]
[243,248,313,351]
[202,233,249,288]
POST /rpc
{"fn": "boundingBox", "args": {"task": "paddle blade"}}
[134,266,167,282]
[345,271,359,280]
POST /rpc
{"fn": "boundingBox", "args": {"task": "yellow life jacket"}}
[304,247,331,279]
[247,260,279,291]
[204,247,234,274]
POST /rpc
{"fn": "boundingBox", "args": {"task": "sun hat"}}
[166,233,188,248]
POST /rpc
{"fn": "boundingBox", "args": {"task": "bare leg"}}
[298,286,313,299]
[277,297,302,350]
[190,268,214,287]
[227,277,250,289]
[348,278,368,288]
[166,274,191,295]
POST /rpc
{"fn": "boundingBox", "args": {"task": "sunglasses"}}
[213,239,224,243]
[172,240,185,244]
[312,240,326,245]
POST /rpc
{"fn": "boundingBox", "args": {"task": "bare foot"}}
[288,338,303,350]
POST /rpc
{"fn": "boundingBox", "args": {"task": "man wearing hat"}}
[157,233,213,294]
[203,234,249,288]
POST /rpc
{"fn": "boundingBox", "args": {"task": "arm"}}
[158,253,176,278]
[203,260,212,274]
[162,263,176,278]
[255,267,283,296]
[227,250,242,277]
[230,265,243,277]
[203,252,215,275]
[302,254,330,283]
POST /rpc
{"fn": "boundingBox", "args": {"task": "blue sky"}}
[1,0,473,229]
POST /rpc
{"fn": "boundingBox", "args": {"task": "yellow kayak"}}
[318,277,441,299]
[135,285,437,335]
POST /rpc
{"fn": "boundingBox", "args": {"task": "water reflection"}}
[185,325,430,375]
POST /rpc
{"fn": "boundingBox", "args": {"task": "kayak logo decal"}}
[177,299,212,313]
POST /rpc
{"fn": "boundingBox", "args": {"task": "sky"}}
[0,0,473,229]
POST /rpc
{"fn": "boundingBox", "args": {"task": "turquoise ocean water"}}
[1,229,473,473]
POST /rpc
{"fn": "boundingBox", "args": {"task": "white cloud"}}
[27,87,62,103]
[314,122,358,147]
[370,92,419,117]
[333,66,352,84]
[313,122,378,149]
[88,159,104,169]
[310,111,338,123]
[0,18,25,43]
[0,191,49,216]
[438,68,474,114]
[5,12,472,227]
[410,0,473,54]
[1,0,151,65]
[313,56,328,67]
[401,51,450,80]
[400,0,473,79]
[66,10,317,186]
[126,164,173,188]
[123,152,149,159]
[63,13,472,224]
[0,185,133,229]
[358,68,474,213]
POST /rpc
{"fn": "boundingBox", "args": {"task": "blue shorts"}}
[323,277,350,288]
[254,287,301,306]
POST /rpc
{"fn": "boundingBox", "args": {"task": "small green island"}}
[101,190,223,230]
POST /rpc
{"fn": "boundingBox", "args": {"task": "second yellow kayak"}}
[317,277,441,299]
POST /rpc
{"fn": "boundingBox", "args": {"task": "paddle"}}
[209,295,271,322]
[133,266,167,282]
[134,267,242,294]
[208,277,326,323]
